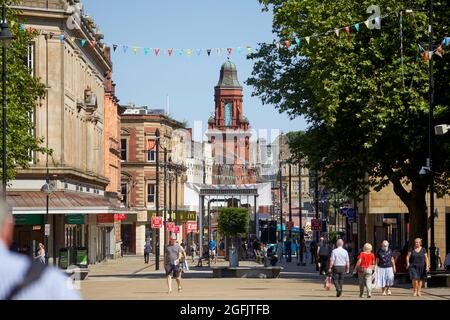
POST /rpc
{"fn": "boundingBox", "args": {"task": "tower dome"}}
[216,60,242,88]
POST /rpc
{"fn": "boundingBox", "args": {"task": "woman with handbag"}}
[353,243,376,298]
[406,238,430,297]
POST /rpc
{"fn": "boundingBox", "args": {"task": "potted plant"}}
[217,207,249,267]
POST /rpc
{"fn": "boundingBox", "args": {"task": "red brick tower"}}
[206,61,255,185]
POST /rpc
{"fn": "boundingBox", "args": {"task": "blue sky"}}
[83,0,307,141]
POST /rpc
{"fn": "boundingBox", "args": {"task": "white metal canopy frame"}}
[195,184,259,260]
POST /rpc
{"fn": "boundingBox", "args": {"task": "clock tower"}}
[206,61,254,185]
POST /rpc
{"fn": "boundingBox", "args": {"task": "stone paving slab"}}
[80,256,450,300]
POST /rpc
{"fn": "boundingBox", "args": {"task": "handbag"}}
[324,275,332,290]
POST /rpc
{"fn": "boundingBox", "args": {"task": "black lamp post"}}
[155,129,160,270]
[168,157,173,239]
[0,3,13,200]
[41,176,54,265]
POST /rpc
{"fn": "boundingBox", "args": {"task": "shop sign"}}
[14,214,43,226]
[151,216,163,229]
[186,222,197,232]
[166,222,175,232]
[173,211,197,222]
[352,223,358,235]
[97,214,114,224]
[45,224,51,236]
[65,214,85,225]
[115,214,127,221]
[311,219,322,231]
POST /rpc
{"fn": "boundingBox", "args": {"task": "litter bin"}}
[76,247,88,268]
[59,248,69,269]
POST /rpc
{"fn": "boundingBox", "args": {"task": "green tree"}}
[0,1,49,182]
[217,207,249,266]
[248,0,450,245]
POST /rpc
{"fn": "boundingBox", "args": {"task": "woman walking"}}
[406,238,430,297]
[353,243,376,298]
[376,240,396,295]
[34,243,46,264]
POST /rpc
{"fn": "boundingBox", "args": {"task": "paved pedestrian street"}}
[79,256,450,300]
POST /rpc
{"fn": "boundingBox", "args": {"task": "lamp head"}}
[41,182,54,195]
[0,22,13,48]
[419,167,429,176]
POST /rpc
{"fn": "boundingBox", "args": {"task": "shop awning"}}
[7,191,135,215]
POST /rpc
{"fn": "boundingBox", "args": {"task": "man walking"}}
[144,241,151,264]
[317,237,331,275]
[165,235,184,294]
[0,200,80,300]
[328,239,350,297]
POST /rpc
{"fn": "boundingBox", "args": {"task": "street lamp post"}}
[41,175,54,265]
[427,0,437,272]
[168,157,173,239]
[288,163,292,262]
[155,129,160,270]
[279,161,283,244]
[163,147,167,250]
[0,3,13,200]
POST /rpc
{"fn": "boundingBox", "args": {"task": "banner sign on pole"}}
[151,216,163,229]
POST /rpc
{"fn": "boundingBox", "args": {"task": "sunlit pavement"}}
[79,256,450,300]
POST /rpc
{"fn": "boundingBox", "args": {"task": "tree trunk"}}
[407,194,428,248]
[392,178,428,248]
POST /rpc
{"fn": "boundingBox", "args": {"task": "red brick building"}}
[206,61,257,185]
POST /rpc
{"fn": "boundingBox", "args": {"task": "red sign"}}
[166,222,175,232]
[97,214,114,223]
[174,226,180,234]
[114,214,127,221]
[186,222,197,232]
[311,219,322,231]
[151,216,163,229]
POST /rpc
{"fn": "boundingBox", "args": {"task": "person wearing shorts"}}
[165,235,184,294]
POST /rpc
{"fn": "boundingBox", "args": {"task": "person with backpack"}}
[317,237,331,275]
[0,200,80,300]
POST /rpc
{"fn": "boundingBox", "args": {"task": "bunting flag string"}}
[14,10,449,60]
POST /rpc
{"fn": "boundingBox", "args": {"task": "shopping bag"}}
[182,260,190,271]
[324,275,332,290]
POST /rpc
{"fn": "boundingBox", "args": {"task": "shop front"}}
[373,213,407,250]
[12,214,44,258]
[63,214,87,268]
[121,214,137,255]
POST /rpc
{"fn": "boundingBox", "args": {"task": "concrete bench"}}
[64,267,89,281]
[212,266,283,278]
[426,272,450,288]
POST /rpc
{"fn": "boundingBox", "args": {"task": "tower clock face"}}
[224,102,232,126]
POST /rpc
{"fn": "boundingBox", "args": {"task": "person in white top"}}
[0,199,80,300]
[328,239,350,297]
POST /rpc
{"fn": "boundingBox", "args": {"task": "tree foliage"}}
[248,0,450,243]
[0,1,49,182]
[217,207,249,238]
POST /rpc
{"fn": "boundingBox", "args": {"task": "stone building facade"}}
[357,185,449,255]
[8,0,123,265]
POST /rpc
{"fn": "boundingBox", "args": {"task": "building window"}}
[224,102,233,127]
[120,139,127,161]
[121,183,128,206]
[147,139,156,162]
[147,183,155,204]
